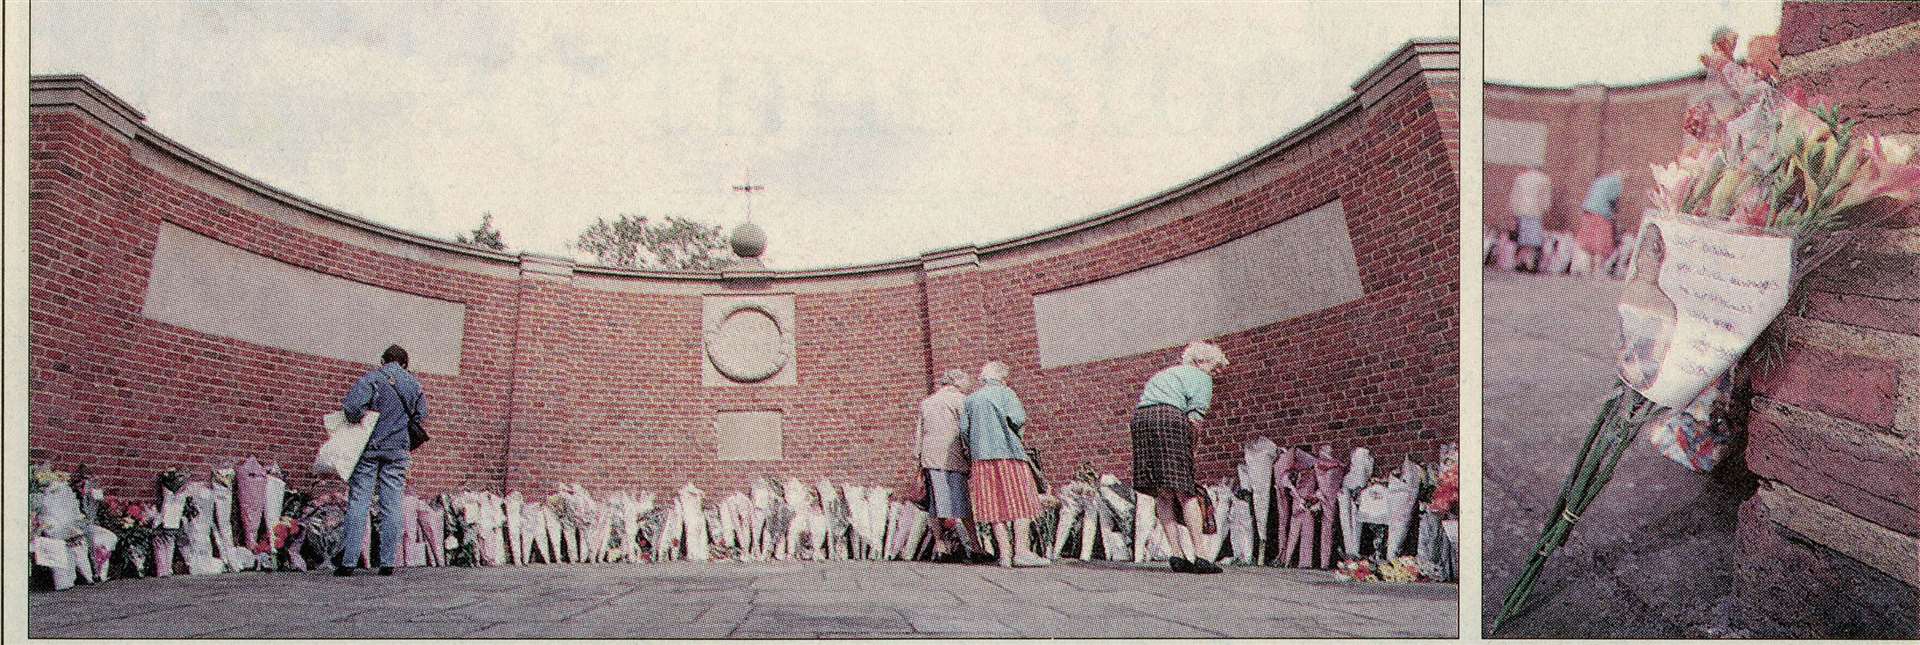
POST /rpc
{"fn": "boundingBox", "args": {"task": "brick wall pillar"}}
[1732,5,1920,637]
[501,253,578,493]
[920,246,990,388]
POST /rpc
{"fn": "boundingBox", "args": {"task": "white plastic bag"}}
[32,536,77,590]
[314,411,378,481]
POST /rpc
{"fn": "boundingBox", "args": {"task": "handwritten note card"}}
[1629,215,1794,409]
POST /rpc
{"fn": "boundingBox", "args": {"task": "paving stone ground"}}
[1481,270,1757,638]
[29,557,1456,638]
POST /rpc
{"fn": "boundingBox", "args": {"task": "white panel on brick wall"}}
[1033,200,1364,368]
[1486,118,1550,167]
[141,224,466,375]
[715,410,783,461]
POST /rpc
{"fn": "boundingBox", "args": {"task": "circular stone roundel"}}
[705,303,790,383]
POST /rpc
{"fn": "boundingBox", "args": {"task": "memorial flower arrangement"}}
[101,498,157,578]
[28,464,71,536]
[440,493,478,566]
[298,491,347,569]
[1492,29,1920,633]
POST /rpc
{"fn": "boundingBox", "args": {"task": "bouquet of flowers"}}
[297,491,347,570]
[443,493,479,567]
[1334,556,1426,583]
[634,507,667,562]
[1376,556,1425,583]
[1493,28,1920,633]
[28,463,72,537]
[546,490,576,562]
[1334,558,1375,582]
[101,497,156,578]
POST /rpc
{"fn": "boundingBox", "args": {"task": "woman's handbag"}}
[1024,448,1050,495]
[380,375,430,450]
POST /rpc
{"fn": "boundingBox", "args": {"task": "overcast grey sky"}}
[1488,0,1783,87]
[31,2,1456,270]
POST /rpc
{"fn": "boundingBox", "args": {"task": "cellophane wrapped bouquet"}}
[1493,28,1920,633]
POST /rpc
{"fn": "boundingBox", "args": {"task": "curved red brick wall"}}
[29,41,1460,500]
[1485,75,1707,237]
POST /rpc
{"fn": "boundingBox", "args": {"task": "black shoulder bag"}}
[379,375,430,450]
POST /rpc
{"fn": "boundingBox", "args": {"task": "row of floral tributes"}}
[28,441,1457,589]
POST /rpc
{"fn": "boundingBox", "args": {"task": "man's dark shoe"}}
[378,566,395,576]
[966,551,997,565]
[1191,558,1223,574]
[1168,556,1194,573]
[332,567,354,577]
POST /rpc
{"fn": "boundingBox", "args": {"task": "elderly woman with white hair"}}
[1132,341,1230,574]
[960,361,1050,567]
[916,368,991,563]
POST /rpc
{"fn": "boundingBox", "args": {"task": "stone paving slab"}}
[1482,271,1757,638]
[30,559,1455,638]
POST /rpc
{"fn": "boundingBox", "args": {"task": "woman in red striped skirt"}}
[961,361,1050,567]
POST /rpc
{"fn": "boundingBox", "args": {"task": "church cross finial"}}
[732,170,765,222]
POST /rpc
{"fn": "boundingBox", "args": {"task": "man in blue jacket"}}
[337,345,428,576]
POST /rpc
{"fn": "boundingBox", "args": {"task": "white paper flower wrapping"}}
[1078,498,1100,561]
[716,493,743,551]
[1385,458,1421,559]
[1204,482,1233,562]
[263,476,286,537]
[882,502,905,560]
[32,536,77,590]
[1341,448,1374,556]
[660,505,683,561]
[863,486,892,560]
[1046,495,1081,559]
[314,411,377,481]
[502,492,525,565]
[535,505,558,563]
[87,525,118,582]
[1132,491,1157,563]
[38,482,87,541]
[814,479,847,559]
[1620,215,1794,409]
[903,505,930,561]
[180,483,225,575]
[1227,494,1255,564]
[1146,519,1174,561]
[482,494,508,566]
[747,481,774,561]
[675,483,708,562]
[208,478,244,571]
[1243,438,1278,549]
[520,502,548,564]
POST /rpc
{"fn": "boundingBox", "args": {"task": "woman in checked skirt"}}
[1131,341,1231,574]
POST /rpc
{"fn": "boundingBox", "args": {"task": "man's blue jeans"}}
[340,449,409,569]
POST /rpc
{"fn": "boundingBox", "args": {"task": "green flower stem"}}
[1492,386,1662,635]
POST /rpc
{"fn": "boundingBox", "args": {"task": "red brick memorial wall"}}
[1485,76,1707,237]
[28,41,1460,501]
[1730,4,1920,637]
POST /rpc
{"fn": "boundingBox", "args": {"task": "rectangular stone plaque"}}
[1033,200,1365,368]
[141,224,466,375]
[1486,117,1550,167]
[715,410,783,461]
